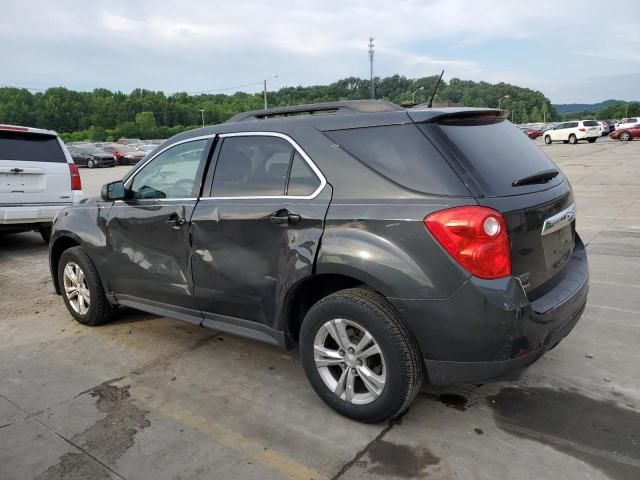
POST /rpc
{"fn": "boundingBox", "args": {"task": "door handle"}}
[269,209,301,225]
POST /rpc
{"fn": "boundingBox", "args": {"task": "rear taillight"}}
[69,163,82,190]
[578,127,585,132]
[424,206,511,279]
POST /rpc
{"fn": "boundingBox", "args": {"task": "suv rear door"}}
[0,128,72,205]
[190,132,330,339]
[415,111,577,296]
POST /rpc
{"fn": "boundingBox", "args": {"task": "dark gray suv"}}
[49,101,588,423]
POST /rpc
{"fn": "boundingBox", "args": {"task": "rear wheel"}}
[58,246,115,326]
[621,132,631,141]
[588,138,597,143]
[87,158,95,168]
[544,135,552,144]
[569,134,577,144]
[300,288,423,423]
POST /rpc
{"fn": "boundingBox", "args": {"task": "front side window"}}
[129,140,206,199]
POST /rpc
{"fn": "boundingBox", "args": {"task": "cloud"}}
[0,0,637,103]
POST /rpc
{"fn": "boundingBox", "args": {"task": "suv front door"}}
[190,133,330,342]
[104,138,210,320]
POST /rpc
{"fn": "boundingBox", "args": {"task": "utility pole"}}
[263,74,278,110]
[199,109,205,128]
[368,37,375,100]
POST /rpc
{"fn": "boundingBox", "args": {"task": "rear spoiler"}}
[407,108,508,124]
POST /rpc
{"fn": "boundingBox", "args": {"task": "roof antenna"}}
[426,70,445,108]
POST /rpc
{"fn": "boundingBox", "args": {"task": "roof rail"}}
[226,100,404,123]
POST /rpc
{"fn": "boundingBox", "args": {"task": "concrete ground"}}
[1,137,639,480]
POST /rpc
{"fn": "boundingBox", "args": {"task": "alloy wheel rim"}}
[313,318,386,405]
[63,262,90,315]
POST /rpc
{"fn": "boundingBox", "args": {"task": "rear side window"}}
[567,122,579,128]
[212,136,322,197]
[213,136,292,197]
[324,124,468,196]
[427,118,563,196]
[583,121,598,127]
[0,131,66,163]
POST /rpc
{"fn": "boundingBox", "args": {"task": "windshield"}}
[81,147,107,155]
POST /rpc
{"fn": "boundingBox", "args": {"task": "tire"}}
[544,135,552,144]
[40,226,51,244]
[300,288,423,423]
[621,132,631,141]
[588,138,597,143]
[87,158,95,168]
[569,134,577,144]
[57,246,116,326]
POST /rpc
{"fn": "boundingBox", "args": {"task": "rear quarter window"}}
[582,121,598,127]
[0,131,66,163]
[324,124,469,196]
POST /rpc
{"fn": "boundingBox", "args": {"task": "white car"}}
[0,124,84,243]
[599,121,610,136]
[616,117,640,131]
[543,120,600,145]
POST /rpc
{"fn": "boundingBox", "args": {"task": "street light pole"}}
[199,109,205,128]
[263,74,279,110]
[411,86,424,104]
[498,95,510,110]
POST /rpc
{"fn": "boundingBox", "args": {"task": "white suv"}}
[616,117,640,131]
[543,120,600,145]
[0,125,84,243]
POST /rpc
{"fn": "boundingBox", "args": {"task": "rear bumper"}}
[0,204,72,225]
[390,237,589,386]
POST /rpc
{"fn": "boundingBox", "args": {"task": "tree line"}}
[0,75,560,142]
[559,102,640,122]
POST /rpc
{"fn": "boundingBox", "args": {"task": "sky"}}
[1,0,638,104]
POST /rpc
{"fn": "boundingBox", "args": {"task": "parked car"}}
[598,121,610,136]
[49,101,588,423]
[101,144,146,165]
[609,124,640,141]
[543,120,600,144]
[525,128,541,140]
[67,146,116,168]
[1,124,83,243]
[615,117,640,131]
[135,144,156,155]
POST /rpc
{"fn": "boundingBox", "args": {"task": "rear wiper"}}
[512,169,559,187]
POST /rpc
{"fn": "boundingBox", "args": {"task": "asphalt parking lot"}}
[1,137,639,480]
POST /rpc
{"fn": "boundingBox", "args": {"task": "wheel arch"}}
[50,233,83,294]
[280,273,380,346]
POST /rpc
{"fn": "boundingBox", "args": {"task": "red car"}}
[609,124,640,141]
[526,129,541,139]
[101,144,147,165]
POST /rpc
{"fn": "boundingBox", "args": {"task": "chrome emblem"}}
[541,203,576,236]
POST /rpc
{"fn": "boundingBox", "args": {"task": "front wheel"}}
[300,288,423,423]
[569,134,577,144]
[58,246,116,326]
[621,132,631,141]
[544,135,552,144]
[87,158,95,168]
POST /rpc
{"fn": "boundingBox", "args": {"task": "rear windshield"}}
[423,118,562,196]
[583,121,598,127]
[0,131,66,163]
[324,124,469,196]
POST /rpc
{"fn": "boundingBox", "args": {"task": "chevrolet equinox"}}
[49,101,589,423]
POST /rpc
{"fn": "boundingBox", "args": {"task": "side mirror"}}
[101,180,126,201]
